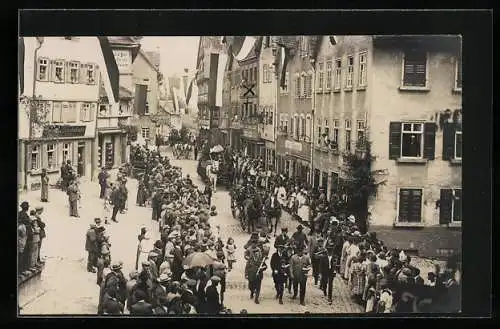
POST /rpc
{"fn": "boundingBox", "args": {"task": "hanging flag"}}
[186,76,199,115]
[172,87,179,113]
[280,47,290,88]
[97,37,119,102]
[134,84,147,115]
[18,37,25,95]
[208,53,219,107]
[215,52,228,107]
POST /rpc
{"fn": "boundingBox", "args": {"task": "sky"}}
[140,36,199,78]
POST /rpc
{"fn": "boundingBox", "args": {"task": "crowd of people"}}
[92,146,232,315]
[18,202,47,275]
[227,152,461,313]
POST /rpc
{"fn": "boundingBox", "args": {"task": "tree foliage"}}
[341,139,381,233]
[20,95,50,129]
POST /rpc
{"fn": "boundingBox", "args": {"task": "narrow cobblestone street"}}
[19,153,362,314]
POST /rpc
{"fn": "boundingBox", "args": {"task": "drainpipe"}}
[24,38,44,191]
[310,59,316,187]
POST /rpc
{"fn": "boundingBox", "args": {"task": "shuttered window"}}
[390,121,436,160]
[306,73,313,98]
[326,61,332,90]
[345,56,354,89]
[66,102,77,122]
[398,188,423,223]
[295,76,300,98]
[52,102,63,122]
[402,51,427,87]
[442,122,462,160]
[318,62,324,91]
[37,57,49,81]
[440,188,462,224]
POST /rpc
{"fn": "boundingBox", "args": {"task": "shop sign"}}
[285,140,302,152]
[42,125,86,138]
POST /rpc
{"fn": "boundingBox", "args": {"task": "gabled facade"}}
[131,49,161,147]
[312,35,462,231]
[18,37,119,189]
[238,37,263,158]
[96,36,140,172]
[275,36,315,182]
[258,36,278,170]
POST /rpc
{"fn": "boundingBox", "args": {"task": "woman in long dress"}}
[136,231,154,270]
[339,235,351,279]
[40,169,49,202]
[297,191,310,224]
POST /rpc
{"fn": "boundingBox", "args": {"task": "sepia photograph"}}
[17,33,464,315]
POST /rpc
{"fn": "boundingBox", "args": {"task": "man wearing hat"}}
[98,167,110,199]
[205,276,222,314]
[85,220,99,273]
[130,290,154,315]
[181,279,199,312]
[319,242,338,304]
[291,224,308,252]
[34,206,46,263]
[171,238,184,282]
[289,246,311,306]
[310,235,326,286]
[244,244,267,304]
[98,261,126,315]
[274,227,290,249]
[270,244,288,304]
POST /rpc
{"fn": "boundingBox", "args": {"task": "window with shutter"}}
[455,130,462,160]
[79,63,87,83]
[401,122,424,158]
[53,60,65,83]
[67,102,77,122]
[398,188,423,223]
[37,58,49,81]
[442,122,456,160]
[65,61,71,83]
[423,122,436,160]
[61,102,70,122]
[389,121,402,159]
[439,188,453,224]
[295,76,300,98]
[52,102,62,122]
[402,51,428,87]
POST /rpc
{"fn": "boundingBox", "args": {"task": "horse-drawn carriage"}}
[197,144,233,187]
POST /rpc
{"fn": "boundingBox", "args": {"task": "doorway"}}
[77,142,85,177]
[313,169,320,189]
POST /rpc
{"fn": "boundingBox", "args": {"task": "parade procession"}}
[18,34,462,315]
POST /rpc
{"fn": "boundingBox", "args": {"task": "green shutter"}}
[442,122,456,160]
[389,121,402,159]
[423,122,436,160]
[439,188,453,224]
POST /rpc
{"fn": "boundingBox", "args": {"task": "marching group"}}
[227,151,461,313]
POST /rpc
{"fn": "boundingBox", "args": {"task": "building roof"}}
[138,49,161,74]
[145,51,160,70]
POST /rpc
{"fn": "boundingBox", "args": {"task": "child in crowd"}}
[225,237,237,272]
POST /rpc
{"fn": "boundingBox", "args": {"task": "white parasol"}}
[209,144,224,153]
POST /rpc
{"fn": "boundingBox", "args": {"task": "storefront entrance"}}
[77,142,85,177]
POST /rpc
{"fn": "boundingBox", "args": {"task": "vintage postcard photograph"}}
[17,33,465,316]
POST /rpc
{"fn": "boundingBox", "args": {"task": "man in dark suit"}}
[194,268,209,313]
[245,245,267,304]
[319,243,338,304]
[270,244,288,304]
[205,276,222,314]
[171,239,184,281]
[98,167,109,199]
[274,227,290,248]
[130,290,153,315]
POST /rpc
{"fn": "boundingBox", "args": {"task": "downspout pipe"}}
[24,38,43,191]
[310,59,316,187]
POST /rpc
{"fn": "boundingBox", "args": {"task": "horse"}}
[264,194,282,236]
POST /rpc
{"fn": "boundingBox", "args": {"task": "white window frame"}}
[451,188,462,223]
[142,127,150,139]
[81,103,92,122]
[357,120,365,144]
[318,62,324,92]
[54,60,65,83]
[334,58,342,91]
[454,130,462,160]
[47,143,57,170]
[345,55,354,90]
[306,72,313,98]
[31,145,41,171]
[323,119,330,145]
[325,61,332,91]
[69,61,80,84]
[37,57,49,81]
[87,63,96,84]
[396,187,424,224]
[454,55,462,91]
[358,51,367,87]
[300,114,306,140]
[305,114,312,140]
[345,119,352,152]
[52,101,63,123]
[294,114,299,139]
[332,119,339,143]
[62,143,72,163]
[401,51,429,89]
[400,122,424,159]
